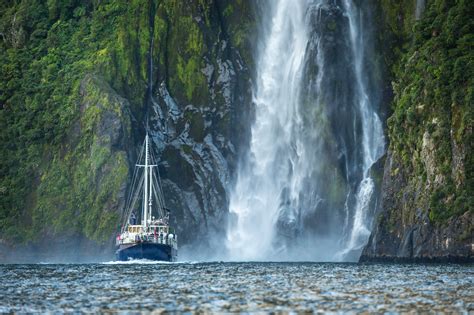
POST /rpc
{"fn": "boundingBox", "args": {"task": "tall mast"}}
[143,133,149,228]
[149,154,153,223]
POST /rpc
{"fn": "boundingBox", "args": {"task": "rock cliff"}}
[361,0,473,262]
[147,1,254,256]
[0,0,254,261]
[0,0,471,262]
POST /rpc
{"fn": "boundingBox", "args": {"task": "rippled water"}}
[1,262,472,313]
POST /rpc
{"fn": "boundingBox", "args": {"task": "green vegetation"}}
[382,0,473,222]
[0,0,152,243]
[0,0,254,245]
[159,2,208,105]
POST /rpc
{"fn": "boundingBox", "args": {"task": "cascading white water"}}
[226,0,310,260]
[227,0,384,261]
[338,0,385,257]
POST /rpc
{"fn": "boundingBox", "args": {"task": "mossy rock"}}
[31,74,131,243]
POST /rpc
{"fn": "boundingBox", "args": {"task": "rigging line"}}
[149,145,164,213]
[149,140,157,165]
[146,133,168,219]
[123,138,145,219]
[127,141,145,209]
[155,177,167,216]
[152,175,165,217]
[156,166,167,210]
[153,149,166,209]
[123,186,142,232]
[121,165,136,223]
[152,172,165,218]
[147,159,160,217]
[129,176,144,221]
[152,173,163,217]
[155,173,166,214]
[122,170,144,228]
[123,164,140,220]
[122,174,144,231]
[151,172,158,208]
[149,145,167,210]
[150,175,162,219]
[149,152,162,206]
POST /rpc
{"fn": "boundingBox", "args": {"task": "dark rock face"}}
[297,2,362,238]
[361,151,473,262]
[361,0,473,263]
[286,1,384,257]
[144,1,254,256]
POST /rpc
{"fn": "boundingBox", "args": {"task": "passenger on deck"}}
[130,212,136,225]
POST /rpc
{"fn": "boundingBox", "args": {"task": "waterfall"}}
[338,0,385,259]
[226,0,384,261]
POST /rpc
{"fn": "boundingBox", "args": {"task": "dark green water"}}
[1,262,472,313]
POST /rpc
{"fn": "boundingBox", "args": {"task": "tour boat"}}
[115,132,178,261]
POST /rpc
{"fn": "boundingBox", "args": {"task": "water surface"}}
[1,262,472,313]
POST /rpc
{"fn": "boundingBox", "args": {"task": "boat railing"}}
[116,230,177,248]
[126,224,170,234]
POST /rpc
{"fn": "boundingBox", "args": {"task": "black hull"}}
[116,242,177,262]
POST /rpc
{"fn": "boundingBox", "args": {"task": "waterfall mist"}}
[226,0,385,261]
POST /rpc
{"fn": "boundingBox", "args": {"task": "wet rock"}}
[361,150,473,263]
[0,74,133,262]
[145,1,254,252]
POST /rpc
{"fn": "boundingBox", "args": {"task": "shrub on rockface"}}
[385,0,473,222]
